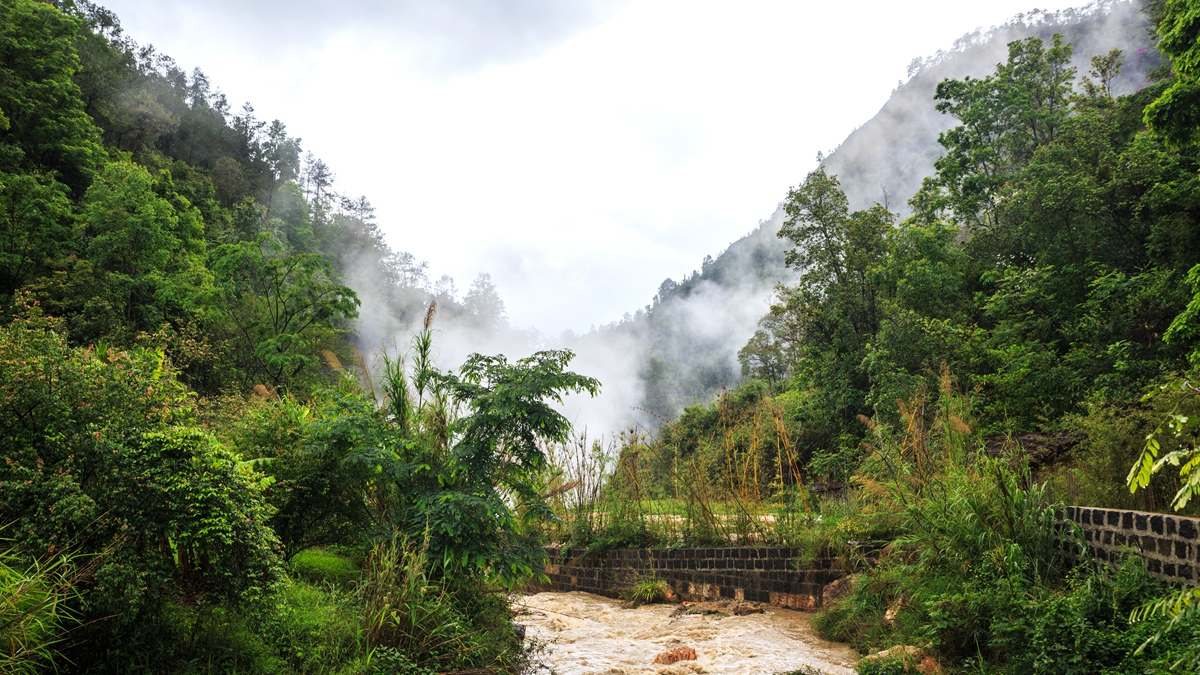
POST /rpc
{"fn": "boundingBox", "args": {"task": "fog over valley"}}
[77,0,1163,435]
[7,0,1200,671]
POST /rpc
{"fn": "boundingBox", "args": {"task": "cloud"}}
[102,0,629,75]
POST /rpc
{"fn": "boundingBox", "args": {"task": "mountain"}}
[592,0,1160,427]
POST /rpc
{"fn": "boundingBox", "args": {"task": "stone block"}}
[1181,519,1198,540]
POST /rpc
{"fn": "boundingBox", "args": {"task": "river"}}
[516,591,859,675]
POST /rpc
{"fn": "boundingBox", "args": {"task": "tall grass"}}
[542,391,823,549]
[359,535,529,674]
[0,545,87,674]
[360,536,465,661]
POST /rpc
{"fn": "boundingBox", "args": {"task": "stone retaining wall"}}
[1065,506,1200,584]
[538,547,843,610]
[535,507,1200,609]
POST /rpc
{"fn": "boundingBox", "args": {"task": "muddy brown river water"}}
[516,591,859,675]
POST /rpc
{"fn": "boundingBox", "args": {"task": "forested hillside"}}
[611,0,1161,424]
[1,1,582,672]
[8,0,1200,672]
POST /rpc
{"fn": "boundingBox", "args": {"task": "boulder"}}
[653,646,697,664]
[821,576,854,606]
[860,645,943,675]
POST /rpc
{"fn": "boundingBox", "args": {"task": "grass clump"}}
[0,546,83,675]
[628,576,671,605]
[360,537,533,675]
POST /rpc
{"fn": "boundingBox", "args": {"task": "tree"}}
[228,387,380,561]
[1144,0,1200,145]
[212,234,359,389]
[79,161,209,332]
[0,306,281,632]
[918,35,1075,230]
[0,0,105,195]
[773,168,891,426]
[0,172,71,298]
[427,349,599,584]
[738,312,791,385]
[463,272,508,333]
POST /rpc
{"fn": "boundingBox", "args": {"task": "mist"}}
[331,0,1159,438]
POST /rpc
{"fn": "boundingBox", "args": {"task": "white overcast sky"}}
[99,0,1092,335]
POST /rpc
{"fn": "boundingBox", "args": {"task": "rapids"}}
[516,591,859,675]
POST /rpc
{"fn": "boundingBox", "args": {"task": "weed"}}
[628,576,671,604]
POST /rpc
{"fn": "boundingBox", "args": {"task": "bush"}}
[0,314,283,670]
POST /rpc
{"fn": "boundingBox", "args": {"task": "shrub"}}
[0,312,283,670]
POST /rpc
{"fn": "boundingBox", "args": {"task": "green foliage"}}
[258,582,363,674]
[359,537,529,675]
[0,0,104,194]
[428,349,599,583]
[0,544,82,674]
[775,168,890,430]
[735,30,1200,481]
[1145,0,1200,145]
[0,309,283,668]
[228,390,378,561]
[628,576,670,604]
[212,235,359,390]
[289,548,361,588]
[0,2,575,671]
[0,171,72,297]
[809,384,1200,674]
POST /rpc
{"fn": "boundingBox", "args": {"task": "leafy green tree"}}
[212,234,359,389]
[918,35,1075,231]
[228,387,380,561]
[0,304,281,638]
[738,312,791,385]
[773,168,891,429]
[0,0,104,194]
[76,161,210,335]
[1144,0,1200,145]
[366,320,598,585]
[0,171,72,298]
[416,349,598,584]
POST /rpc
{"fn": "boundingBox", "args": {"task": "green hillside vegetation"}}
[0,1,593,672]
[8,0,1200,673]
[546,3,1200,672]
